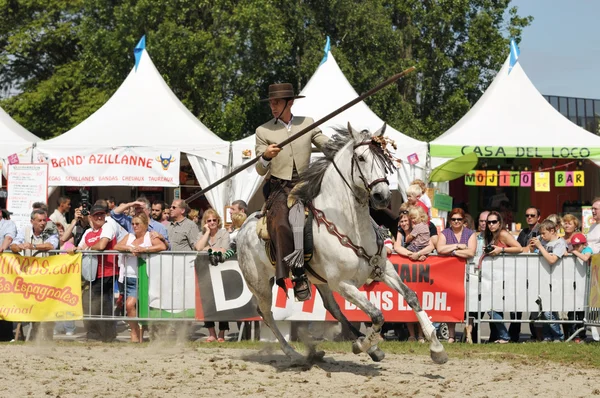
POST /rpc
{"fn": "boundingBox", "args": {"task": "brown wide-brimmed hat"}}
[260,83,305,102]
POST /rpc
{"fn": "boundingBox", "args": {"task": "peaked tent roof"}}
[0,105,41,159]
[36,49,229,165]
[230,50,428,203]
[430,55,600,168]
[292,51,428,168]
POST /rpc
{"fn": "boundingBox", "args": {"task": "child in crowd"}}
[211,212,248,264]
[531,219,567,342]
[405,206,430,256]
[566,233,592,343]
[571,233,593,263]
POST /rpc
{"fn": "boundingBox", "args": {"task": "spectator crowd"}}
[0,195,248,343]
[0,185,598,345]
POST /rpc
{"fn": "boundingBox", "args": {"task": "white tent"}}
[231,51,429,204]
[35,47,230,216]
[0,105,41,168]
[430,56,600,169]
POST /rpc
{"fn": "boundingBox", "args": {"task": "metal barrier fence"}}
[12,250,599,343]
[465,253,591,343]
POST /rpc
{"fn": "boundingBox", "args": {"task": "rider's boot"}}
[284,201,310,301]
[292,270,312,302]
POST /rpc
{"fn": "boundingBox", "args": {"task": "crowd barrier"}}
[1,250,599,342]
[465,253,594,343]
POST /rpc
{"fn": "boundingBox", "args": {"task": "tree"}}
[0,0,531,142]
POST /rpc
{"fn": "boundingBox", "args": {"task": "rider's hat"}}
[260,83,305,102]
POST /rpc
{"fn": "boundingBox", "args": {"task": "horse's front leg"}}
[315,284,386,362]
[381,264,448,365]
[336,281,384,354]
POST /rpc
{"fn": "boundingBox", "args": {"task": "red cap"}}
[571,233,587,245]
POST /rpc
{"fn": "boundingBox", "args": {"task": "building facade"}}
[544,95,600,135]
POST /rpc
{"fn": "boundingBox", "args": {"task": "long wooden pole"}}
[186,66,416,203]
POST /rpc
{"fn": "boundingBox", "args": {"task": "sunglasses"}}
[399,210,409,215]
[450,218,463,222]
[207,219,218,222]
[487,220,500,225]
[525,214,537,218]
[132,222,142,226]
[170,206,179,209]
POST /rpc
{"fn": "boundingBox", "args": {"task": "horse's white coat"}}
[237,125,447,364]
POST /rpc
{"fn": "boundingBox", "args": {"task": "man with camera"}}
[517,207,541,251]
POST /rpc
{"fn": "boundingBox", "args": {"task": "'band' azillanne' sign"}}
[35,147,180,187]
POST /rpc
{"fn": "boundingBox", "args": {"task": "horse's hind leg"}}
[316,285,385,362]
[336,281,384,354]
[316,284,363,339]
[381,265,448,365]
[249,282,305,365]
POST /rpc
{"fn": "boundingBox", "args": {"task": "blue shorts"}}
[125,277,138,299]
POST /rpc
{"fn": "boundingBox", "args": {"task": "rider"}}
[255,83,329,301]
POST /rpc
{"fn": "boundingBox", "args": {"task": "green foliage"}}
[0,0,532,141]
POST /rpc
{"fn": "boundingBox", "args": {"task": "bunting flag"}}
[134,35,146,71]
[319,36,331,66]
[508,38,520,74]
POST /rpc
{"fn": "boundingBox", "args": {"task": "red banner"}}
[194,254,466,323]
[325,255,465,322]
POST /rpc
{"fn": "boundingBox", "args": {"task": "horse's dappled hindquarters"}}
[237,124,448,366]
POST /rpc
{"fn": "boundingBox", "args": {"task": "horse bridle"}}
[331,140,390,205]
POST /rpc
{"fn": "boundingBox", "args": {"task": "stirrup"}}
[292,275,312,302]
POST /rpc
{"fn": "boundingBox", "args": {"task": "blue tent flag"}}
[508,38,520,75]
[134,35,146,71]
[319,36,331,66]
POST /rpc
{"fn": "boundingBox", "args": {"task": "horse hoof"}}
[309,350,326,362]
[290,354,308,367]
[352,337,366,354]
[430,349,448,365]
[367,346,385,362]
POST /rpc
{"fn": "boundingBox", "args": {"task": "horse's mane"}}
[292,127,377,203]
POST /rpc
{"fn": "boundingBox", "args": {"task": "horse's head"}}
[348,123,394,209]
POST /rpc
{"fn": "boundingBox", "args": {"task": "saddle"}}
[256,206,314,266]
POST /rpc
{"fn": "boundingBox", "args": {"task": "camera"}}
[484,245,494,254]
[79,188,91,216]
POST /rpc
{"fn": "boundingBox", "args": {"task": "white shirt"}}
[122,232,152,278]
[50,209,68,228]
[588,223,600,254]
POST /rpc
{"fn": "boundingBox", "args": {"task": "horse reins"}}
[330,140,390,205]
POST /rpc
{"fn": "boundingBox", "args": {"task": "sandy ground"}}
[3,341,600,398]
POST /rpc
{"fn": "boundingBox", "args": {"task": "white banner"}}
[35,147,180,187]
[147,253,196,312]
[7,163,49,233]
[467,254,587,312]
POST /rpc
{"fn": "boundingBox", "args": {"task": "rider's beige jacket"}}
[255,117,329,181]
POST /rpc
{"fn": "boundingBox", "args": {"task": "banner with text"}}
[7,163,49,233]
[431,144,600,159]
[194,254,465,322]
[464,169,584,188]
[0,253,83,322]
[35,147,180,187]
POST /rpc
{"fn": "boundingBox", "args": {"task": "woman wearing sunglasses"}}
[484,211,522,257]
[483,211,522,344]
[194,209,231,342]
[436,208,476,343]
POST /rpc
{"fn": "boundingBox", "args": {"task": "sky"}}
[510,0,600,99]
